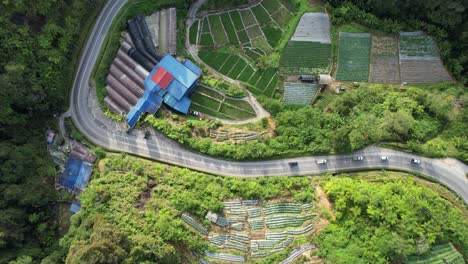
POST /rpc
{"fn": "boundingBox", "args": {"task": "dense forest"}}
[0,0,105,263]
[53,154,313,263]
[317,174,468,263]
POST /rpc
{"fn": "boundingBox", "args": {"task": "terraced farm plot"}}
[282,82,319,105]
[369,35,401,84]
[251,4,272,25]
[218,55,239,75]
[406,243,464,264]
[261,0,282,14]
[271,7,292,28]
[261,23,282,47]
[220,13,238,44]
[251,37,272,53]
[236,29,250,43]
[246,25,264,40]
[227,59,248,79]
[190,86,256,120]
[240,9,257,27]
[335,32,371,81]
[229,11,244,31]
[292,12,331,43]
[399,31,451,83]
[280,0,297,12]
[280,41,331,74]
[208,15,229,45]
[189,20,199,45]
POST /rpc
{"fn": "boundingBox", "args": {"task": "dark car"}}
[144,131,150,139]
[288,161,298,167]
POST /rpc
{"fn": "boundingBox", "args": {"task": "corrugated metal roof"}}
[172,96,191,114]
[166,79,187,100]
[184,59,202,76]
[157,55,198,88]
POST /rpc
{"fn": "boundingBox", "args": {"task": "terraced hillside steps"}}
[181,214,208,235]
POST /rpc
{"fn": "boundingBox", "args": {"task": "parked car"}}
[288,161,298,167]
[353,156,364,161]
[381,156,388,161]
[411,159,421,164]
[144,131,150,139]
[317,159,327,164]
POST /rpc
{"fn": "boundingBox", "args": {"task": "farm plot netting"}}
[181,214,208,235]
[291,12,331,43]
[399,31,451,83]
[282,83,318,105]
[369,35,401,84]
[335,32,371,81]
[280,41,331,74]
[406,243,465,264]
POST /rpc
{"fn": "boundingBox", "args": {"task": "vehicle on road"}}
[353,156,364,161]
[317,159,327,164]
[288,161,298,167]
[144,131,150,139]
[411,159,421,164]
[381,156,388,161]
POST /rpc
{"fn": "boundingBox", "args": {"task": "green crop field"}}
[252,4,272,25]
[236,29,250,43]
[246,25,264,39]
[262,23,283,47]
[219,55,239,75]
[252,37,272,53]
[201,17,210,33]
[220,13,238,44]
[280,0,297,13]
[227,59,248,79]
[208,15,229,45]
[238,65,255,82]
[190,87,255,120]
[229,11,244,31]
[248,70,264,86]
[189,20,199,45]
[199,33,214,46]
[245,49,262,60]
[271,7,292,28]
[406,243,464,264]
[280,41,331,74]
[335,32,371,81]
[240,9,257,27]
[264,74,279,97]
[399,32,439,58]
[262,0,282,14]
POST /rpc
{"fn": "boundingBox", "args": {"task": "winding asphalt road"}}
[69,0,468,203]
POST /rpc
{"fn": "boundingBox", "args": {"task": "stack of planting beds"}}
[369,35,401,83]
[199,199,316,262]
[279,245,316,264]
[190,85,256,120]
[181,213,208,235]
[190,0,296,55]
[406,243,464,264]
[399,31,451,83]
[197,50,279,98]
[282,82,319,105]
[335,32,371,81]
[280,13,332,74]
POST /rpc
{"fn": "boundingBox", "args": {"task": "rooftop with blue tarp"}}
[127,54,202,128]
[59,157,93,192]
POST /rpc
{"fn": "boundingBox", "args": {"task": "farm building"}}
[127,54,202,128]
[59,157,93,193]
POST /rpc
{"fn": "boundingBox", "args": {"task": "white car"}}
[317,159,327,164]
[381,156,388,161]
[411,159,421,164]
[353,156,364,161]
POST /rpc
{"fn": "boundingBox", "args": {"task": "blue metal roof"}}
[173,96,192,114]
[70,203,81,214]
[157,55,199,88]
[60,157,93,191]
[184,59,202,76]
[166,79,187,101]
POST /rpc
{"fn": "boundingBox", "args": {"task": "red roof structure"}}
[150,67,174,89]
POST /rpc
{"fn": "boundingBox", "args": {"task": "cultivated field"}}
[399,31,451,83]
[282,82,319,105]
[335,32,371,81]
[280,13,331,74]
[190,85,256,120]
[198,50,279,98]
[406,243,464,264]
[181,199,317,263]
[369,35,401,84]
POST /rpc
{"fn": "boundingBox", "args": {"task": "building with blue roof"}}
[59,157,93,192]
[127,54,202,128]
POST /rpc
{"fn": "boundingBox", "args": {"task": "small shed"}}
[319,74,334,86]
[300,75,316,82]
